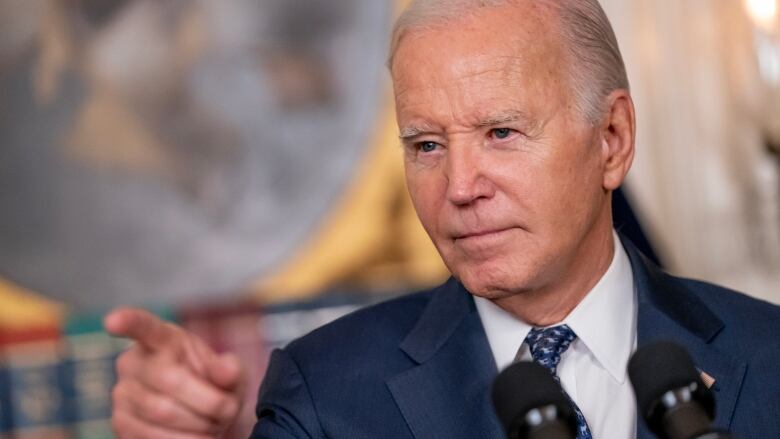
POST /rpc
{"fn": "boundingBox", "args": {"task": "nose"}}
[444,144,495,206]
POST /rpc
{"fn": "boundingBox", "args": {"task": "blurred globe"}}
[0,0,392,308]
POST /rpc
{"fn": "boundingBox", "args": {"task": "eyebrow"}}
[475,110,533,128]
[398,110,535,141]
[399,124,437,141]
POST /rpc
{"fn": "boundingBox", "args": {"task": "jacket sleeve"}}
[248,348,325,439]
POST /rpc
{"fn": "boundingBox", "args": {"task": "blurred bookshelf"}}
[0,285,401,439]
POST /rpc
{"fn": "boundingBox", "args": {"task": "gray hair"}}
[388,0,629,122]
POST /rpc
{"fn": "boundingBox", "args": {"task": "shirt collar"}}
[474,290,533,371]
[474,231,636,382]
[564,232,636,383]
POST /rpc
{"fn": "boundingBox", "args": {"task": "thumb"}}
[206,352,244,391]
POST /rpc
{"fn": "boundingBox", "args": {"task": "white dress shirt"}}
[474,232,637,439]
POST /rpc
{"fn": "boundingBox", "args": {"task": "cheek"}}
[405,169,446,235]
[494,144,600,226]
[485,152,544,212]
[535,148,605,232]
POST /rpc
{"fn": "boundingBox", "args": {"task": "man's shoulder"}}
[281,280,448,368]
[674,275,780,324]
[626,237,780,336]
[670,274,780,354]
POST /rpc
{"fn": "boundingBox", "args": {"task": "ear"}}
[600,90,636,191]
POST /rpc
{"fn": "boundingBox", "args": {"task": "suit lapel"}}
[387,279,504,439]
[624,239,747,439]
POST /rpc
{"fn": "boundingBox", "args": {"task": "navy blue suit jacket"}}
[250,239,780,438]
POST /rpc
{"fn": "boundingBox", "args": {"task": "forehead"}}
[391,4,569,127]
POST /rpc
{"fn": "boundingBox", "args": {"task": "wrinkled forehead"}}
[390,3,566,92]
[390,5,570,123]
[390,1,561,70]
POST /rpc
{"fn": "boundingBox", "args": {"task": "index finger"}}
[104,307,180,353]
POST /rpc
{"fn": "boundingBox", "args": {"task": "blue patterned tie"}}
[525,325,593,439]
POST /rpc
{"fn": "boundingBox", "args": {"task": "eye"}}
[490,128,514,140]
[418,141,440,153]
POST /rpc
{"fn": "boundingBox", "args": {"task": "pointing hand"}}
[105,307,247,438]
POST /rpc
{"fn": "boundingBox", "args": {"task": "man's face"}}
[392,4,611,299]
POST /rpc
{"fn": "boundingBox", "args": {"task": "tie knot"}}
[525,324,577,375]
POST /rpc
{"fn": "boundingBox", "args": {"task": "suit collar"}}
[398,278,475,364]
[623,238,724,343]
[389,278,505,439]
[622,237,746,437]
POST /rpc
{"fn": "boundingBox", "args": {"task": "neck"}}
[492,217,616,327]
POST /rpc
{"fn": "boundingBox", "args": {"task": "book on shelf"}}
[0,325,68,439]
[61,312,126,439]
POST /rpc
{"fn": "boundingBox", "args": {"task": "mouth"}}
[453,227,515,241]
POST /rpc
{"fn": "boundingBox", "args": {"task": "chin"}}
[453,261,534,300]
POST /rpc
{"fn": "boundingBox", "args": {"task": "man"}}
[106,0,780,438]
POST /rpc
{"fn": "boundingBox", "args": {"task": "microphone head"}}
[628,341,715,432]
[492,361,576,438]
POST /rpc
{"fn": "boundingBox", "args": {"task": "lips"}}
[453,227,514,241]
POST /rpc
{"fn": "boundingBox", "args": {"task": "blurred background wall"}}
[603,0,780,303]
[0,0,778,437]
[0,0,778,310]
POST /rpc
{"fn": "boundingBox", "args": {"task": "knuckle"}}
[144,397,178,425]
[115,351,136,377]
[204,396,225,416]
[204,393,229,416]
[111,410,132,437]
[158,367,184,393]
[111,383,127,408]
[163,321,182,336]
[222,398,241,422]
[111,414,122,433]
[214,395,239,422]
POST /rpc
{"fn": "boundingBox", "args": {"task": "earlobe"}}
[601,91,636,191]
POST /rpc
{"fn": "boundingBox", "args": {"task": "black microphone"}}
[492,361,576,439]
[628,341,733,439]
